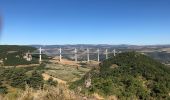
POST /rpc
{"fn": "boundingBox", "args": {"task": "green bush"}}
[2,68,28,89]
[0,86,8,94]
[27,71,44,89]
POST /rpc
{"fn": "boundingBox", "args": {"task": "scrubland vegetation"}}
[1,45,170,100]
[0,84,86,100]
[71,52,170,100]
[0,64,93,100]
[0,64,62,99]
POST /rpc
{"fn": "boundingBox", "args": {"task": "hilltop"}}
[71,52,170,99]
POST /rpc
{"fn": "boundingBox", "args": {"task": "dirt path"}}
[42,73,67,84]
[93,93,104,100]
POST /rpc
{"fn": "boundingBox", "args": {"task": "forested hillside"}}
[71,52,170,99]
[0,45,38,66]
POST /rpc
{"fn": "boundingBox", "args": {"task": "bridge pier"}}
[113,49,116,56]
[39,47,42,63]
[87,48,89,62]
[97,49,100,62]
[75,48,77,62]
[59,48,62,62]
[33,48,117,63]
[106,49,108,59]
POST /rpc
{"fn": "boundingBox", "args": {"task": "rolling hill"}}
[71,52,170,99]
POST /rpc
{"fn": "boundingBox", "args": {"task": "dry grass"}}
[17,84,78,100]
[50,58,80,66]
[42,73,67,84]
[0,84,96,100]
[0,84,78,100]
[0,82,117,100]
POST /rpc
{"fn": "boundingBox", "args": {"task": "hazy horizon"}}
[1,43,170,46]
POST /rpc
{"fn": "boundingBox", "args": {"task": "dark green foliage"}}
[0,45,36,52]
[0,86,8,94]
[69,78,84,90]
[3,53,38,66]
[0,45,39,66]
[0,80,7,94]
[27,71,44,89]
[0,64,45,92]
[35,63,46,71]
[72,52,170,99]
[32,54,50,61]
[2,68,28,89]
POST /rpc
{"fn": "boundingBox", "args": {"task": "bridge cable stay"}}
[87,48,90,62]
[97,49,100,62]
[105,49,108,59]
[75,48,78,62]
[29,47,117,63]
[59,48,62,62]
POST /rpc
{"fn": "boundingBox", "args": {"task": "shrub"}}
[27,71,44,89]
[46,77,58,86]
[0,86,8,94]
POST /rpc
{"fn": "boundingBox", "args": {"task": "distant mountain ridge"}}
[30,44,170,50]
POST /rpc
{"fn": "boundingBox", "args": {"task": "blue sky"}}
[0,0,170,45]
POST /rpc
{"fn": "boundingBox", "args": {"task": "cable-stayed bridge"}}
[29,47,120,63]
